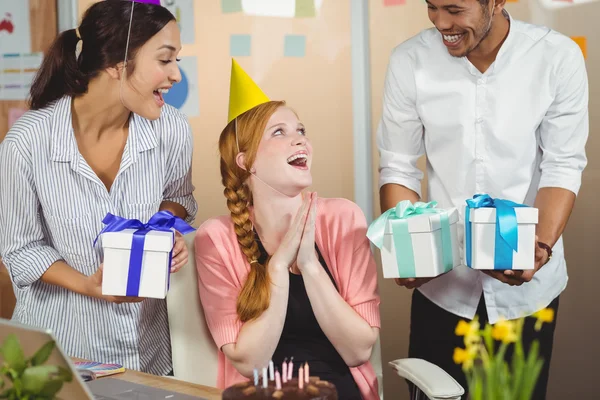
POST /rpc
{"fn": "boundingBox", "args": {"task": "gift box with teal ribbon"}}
[464,194,538,270]
[97,211,195,299]
[367,200,460,278]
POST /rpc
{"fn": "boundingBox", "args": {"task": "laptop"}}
[0,319,205,399]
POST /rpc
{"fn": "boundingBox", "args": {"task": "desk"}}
[73,358,222,399]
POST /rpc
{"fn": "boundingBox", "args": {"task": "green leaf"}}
[21,365,59,394]
[472,368,484,400]
[0,388,12,399]
[38,379,64,398]
[1,336,26,375]
[12,379,22,398]
[55,367,72,383]
[511,354,525,399]
[30,342,56,367]
[483,324,495,358]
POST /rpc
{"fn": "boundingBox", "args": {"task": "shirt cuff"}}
[378,168,423,198]
[352,300,381,328]
[165,195,198,224]
[3,244,63,288]
[207,313,244,350]
[538,171,582,196]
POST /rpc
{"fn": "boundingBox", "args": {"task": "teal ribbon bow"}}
[465,194,528,270]
[367,200,454,278]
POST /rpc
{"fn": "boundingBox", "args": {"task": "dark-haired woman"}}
[0,0,196,375]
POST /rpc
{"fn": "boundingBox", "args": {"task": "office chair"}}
[389,358,464,400]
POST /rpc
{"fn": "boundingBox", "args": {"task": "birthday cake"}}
[222,377,337,399]
[222,360,337,399]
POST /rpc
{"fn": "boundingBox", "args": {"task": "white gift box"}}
[464,207,538,270]
[380,208,461,278]
[101,229,174,299]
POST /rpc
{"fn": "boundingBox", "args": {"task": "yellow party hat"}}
[227,59,270,123]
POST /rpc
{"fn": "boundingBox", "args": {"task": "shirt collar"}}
[50,96,159,163]
[462,9,516,76]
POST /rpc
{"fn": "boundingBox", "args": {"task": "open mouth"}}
[287,153,308,170]
[153,88,169,106]
[442,33,465,47]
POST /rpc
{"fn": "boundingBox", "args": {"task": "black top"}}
[256,237,362,400]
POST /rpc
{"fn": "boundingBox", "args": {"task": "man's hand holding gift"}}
[485,235,551,286]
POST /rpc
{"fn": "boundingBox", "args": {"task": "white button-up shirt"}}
[0,96,197,374]
[376,12,588,323]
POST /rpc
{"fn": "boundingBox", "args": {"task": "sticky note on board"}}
[384,0,406,5]
[571,36,587,59]
[230,34,251,57]
[295,0,316,17]
[221,0,242,13]
[284,35,306,57]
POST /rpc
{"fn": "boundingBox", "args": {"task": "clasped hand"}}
[268,192,320,274]
[87,230,189,304]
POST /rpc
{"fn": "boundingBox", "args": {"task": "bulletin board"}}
[0,0,58,142]
[79,0,355,226]
[180,0,354,225]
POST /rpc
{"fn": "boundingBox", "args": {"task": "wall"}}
[0,0,58,320]
[79,0,354,225]
[368,0,598,399]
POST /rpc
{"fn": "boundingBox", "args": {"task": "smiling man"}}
[376,0,588,398]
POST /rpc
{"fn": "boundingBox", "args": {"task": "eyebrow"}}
[157,44,178,51]
[425,0,464,7]
[267,122,305,131]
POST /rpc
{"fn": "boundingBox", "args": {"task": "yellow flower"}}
[455,319,480,337]
[453,346,476,371]
[492,318,518,344]
[532,308,555,331]
[455,319,480,346]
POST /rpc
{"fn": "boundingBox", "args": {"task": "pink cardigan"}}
[194,197,381,400]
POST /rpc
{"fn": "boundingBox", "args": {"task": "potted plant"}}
[0,334,73,399]
[453,308,555,400]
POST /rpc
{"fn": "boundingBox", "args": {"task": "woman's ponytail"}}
[29,29,88,110]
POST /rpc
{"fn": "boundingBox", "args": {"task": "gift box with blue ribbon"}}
[464,194,538,270]
[367,200,460,278]
[96,211,195,299]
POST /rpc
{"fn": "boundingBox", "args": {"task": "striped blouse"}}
[0,96,197,375]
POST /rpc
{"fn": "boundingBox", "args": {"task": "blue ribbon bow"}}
[465,194,528,270]
[367,200,454,278]
[95,211,195,296]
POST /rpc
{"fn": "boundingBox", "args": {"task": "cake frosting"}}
[221,377,338,400]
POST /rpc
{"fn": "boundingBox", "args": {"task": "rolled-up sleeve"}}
[538,44,589,195]
[0,140,62,288]
[163,114,198,224]
[376,48,425,196]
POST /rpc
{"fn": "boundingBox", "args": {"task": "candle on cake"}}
[275,369,282,390]
[282,358,288,383]
[298,365,304,389]
[269,360,274,381]
[262,367,267,388]
[287,357,294,381]
[253,369,258,386]
[304,362,309,384]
